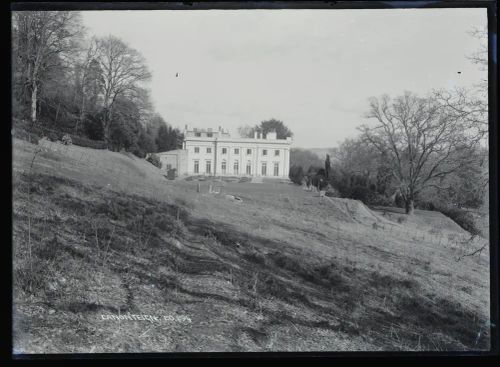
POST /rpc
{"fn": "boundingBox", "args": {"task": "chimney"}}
[253,131,258,139]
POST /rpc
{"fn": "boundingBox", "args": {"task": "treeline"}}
[238,119,293,139]
[288,91,488,236]
[289,25,488,219]
[290,93,488,210]
[12,11,183,157]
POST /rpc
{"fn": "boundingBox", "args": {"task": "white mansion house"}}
[155,126,292,178]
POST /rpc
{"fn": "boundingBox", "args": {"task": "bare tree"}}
[467,27,488,72]
[332,137,383,180]
[94,36,151,143]
[430,26,489,199]
[431,27,488,143]
[359,92,481,215]
[12,11,83,125]
[432,88,488,143]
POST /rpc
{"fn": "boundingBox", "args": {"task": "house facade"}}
[154,126,292,179]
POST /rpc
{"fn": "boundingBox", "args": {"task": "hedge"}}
[436,205,481,236]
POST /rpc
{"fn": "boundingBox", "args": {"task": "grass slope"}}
[12,139,490,353]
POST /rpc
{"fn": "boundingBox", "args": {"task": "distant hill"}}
[290,147,336,170]
[290,148,323,170]
[306,148,336,159]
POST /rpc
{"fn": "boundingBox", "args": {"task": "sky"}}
[81,8,487,148]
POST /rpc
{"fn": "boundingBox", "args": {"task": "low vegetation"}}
[12,139,490,353]
[145,153,162,169]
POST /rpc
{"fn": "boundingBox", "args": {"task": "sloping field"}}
[372,206,469,235]
[12,138,491,353]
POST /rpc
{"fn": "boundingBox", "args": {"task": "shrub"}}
[437,205,480,235]
[62,134,72,145]
[348,185,376,203]
[47,131,59,142]
[369,194,394,207]
[146,153,162,169]
[289,165,304,185]
[416,200,436,211]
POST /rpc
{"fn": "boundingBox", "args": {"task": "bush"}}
[289,165,304,185]
[369,194,394,207]
[330,176,393,206]
[146,153,162,169]
[47,130,59,142]
[325,184,340,198]
[416,200,436,211]
[437,205,480,235]
[62,134,72,145]
[348,185,377,203]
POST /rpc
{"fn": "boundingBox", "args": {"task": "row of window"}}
[193,161,280,176]
[194,132,213,137]
[193,147,280,156]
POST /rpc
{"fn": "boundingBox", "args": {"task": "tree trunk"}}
[75,93,85,135]
[405,199,415,215]
[55,102,60,124]
[102,108,112,149]
[103,116,110,143]
[30,82,37,124]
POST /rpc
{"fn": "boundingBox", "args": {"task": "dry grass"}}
[12,138,491,353]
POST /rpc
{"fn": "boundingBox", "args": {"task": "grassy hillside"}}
[12,138,491,353]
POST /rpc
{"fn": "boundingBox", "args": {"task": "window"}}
[247,148,252,155]
[222,148,227,154]
[234,161,239,175]
[194,160,199,174]
[234,148,239,154]
[194,147,199,153]
[275,149,280,156]
[246,161,252,175]
[221,161,227,174]
[206,160,211,174]
[207,133,213,137]
[195,133,201,137]
[206,147,212,153]
[262,149,268,156]
[261,162,267,176]
[274,163,279,176]
[166,164,172,171]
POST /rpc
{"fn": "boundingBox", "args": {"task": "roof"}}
[184,137,293,145]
